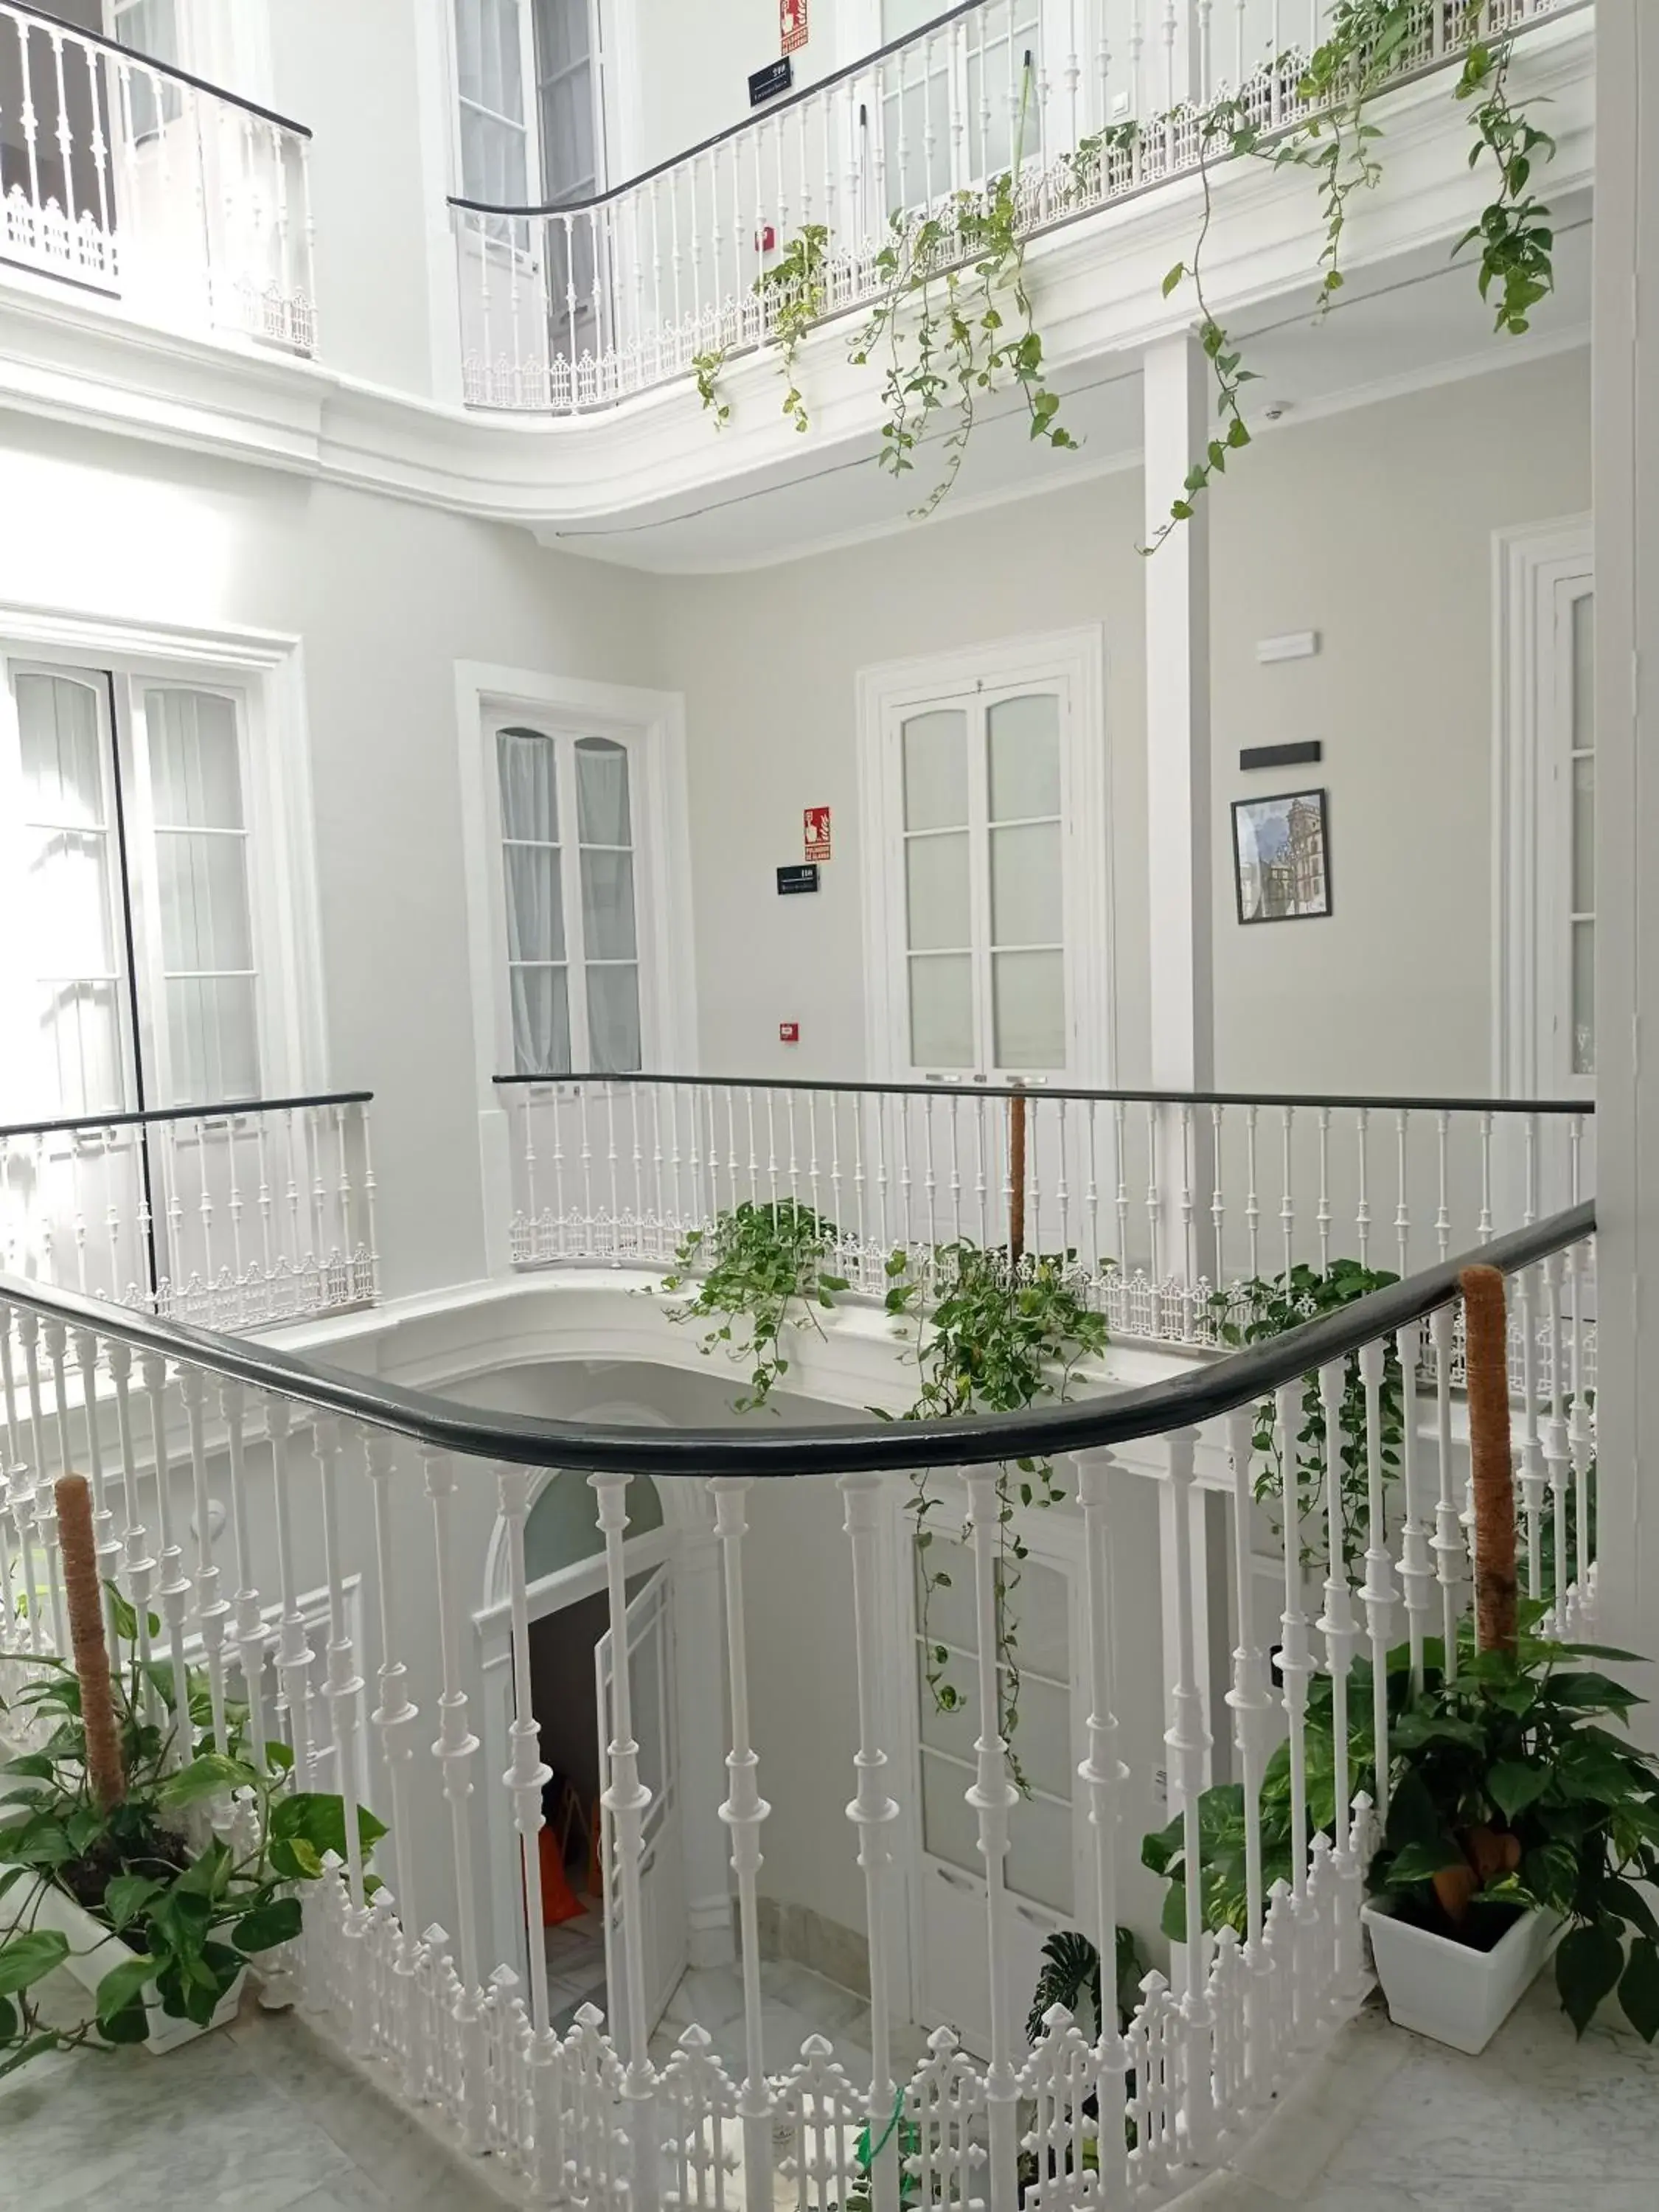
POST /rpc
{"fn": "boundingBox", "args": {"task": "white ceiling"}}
[544,201,1592,576]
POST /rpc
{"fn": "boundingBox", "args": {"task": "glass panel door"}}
[595,1565,684,2046]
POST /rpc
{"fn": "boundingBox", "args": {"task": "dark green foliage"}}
[0,1596,384,2071]
[1025,1923,1147,2043]
[663,1199,849,1411]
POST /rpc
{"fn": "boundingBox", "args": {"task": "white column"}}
[1144,332,1215,1286]
[1072,1447,1131,2185]
[1593,0,1659,1691]
[961,1466,1021,2208]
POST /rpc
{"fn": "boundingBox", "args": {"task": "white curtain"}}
[498,727,571,1074]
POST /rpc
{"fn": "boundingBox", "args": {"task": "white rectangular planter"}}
[22,1877,244,2054]
[1363,1899,1562,2055]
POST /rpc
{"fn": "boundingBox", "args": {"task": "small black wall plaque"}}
[749,57,793,106]
[777,863,820,895]
[1239,740,1323,773]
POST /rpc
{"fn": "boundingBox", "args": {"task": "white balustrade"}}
[0,0,314,349]
[0,1094,378,1330]
[0,1192,1600,2205]
[498,1074,1596,1363]
[452,0,1576,416]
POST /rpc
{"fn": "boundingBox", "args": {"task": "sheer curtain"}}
[498,727,571,1074]
[576,737,641,1073]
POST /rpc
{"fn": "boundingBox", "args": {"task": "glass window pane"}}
[504,845,566,962]
[993,948,1064,1069]
[1010,1675,1073,1803]
[1572,591,1595,753]
[586,963,641,1073]
[146,691,243,830]
[580,849,637,960]
[164,975,259,1105]
[1007,1796,1074,1914]
[908,952,974,1068]
[34,982,123,1119]
[920,1750,978,1874]
[1572,755,1595,916]
[987,693,1060,821]
[902,709,968,831]
[510,963,571,1075]
[1573,921,1594,1079]
[914,1534,978,1652]
[1014,1557,1070,1680]
[29,827,115,975]
[498,727,559,841]
[455,0,484,101]
[905,832,970,952]
[575,737,631,845]
[990,822,1061,947]
[156,832,254,973]
[18,673,104,827]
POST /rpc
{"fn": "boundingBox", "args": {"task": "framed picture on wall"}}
[1231,788,1331,924]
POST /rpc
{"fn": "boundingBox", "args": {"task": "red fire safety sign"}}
[781,0,808,55]
[804,804,832,861]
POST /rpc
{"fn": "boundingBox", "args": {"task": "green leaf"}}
[232,1899,303,1955]
[270,1836,324,1882]
[94,1955,157,2025]
[1161,262,1186,297]
[1619,1935,1659,2042]
[1,1754,56,1781]
[1382,1840,1464,1888]
[1557,1921,1624,2037]
[0,1930,70,1996]
[1489,1761,1551,1821]
[160,1753,256,1812]
[265,1740,295,1775]
[103,1874,165,1933]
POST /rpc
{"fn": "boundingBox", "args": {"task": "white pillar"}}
[1593,0,1659,1702]
[675,1517,737,1971]
[1144,332,1216,1288]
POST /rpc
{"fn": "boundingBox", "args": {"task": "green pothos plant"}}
[1211,1258,1403,1570]
[881,1242,1107,1789]
[660,1206,1107,1784]
[1148,2,1557,547]
[0,1591,383,2073]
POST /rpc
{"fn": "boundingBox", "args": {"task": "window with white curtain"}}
[496,723,642,1075]
[1,660,263,1121]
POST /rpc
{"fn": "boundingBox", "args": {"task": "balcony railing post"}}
[961,1464,1020,2207]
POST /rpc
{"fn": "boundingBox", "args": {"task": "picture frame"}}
[1231,787,1331,925]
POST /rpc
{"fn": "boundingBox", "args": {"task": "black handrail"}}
[0,1091,372,1144]
[448,0,989,219]
[493,1071,1593,1119]
[7,0,313,139]
[0,1203,1594,1479]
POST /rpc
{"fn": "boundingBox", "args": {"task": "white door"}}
[911,1529,1079,2061]
[595,1565,686,2046]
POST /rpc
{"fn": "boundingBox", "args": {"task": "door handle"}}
[935,1863,978,1894]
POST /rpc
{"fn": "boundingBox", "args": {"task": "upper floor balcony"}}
[0,0,313,355]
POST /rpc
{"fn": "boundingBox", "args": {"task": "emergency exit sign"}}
[782,0,808,54]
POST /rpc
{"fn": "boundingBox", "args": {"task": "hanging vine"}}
[662,1199,848,1411]
[684,9,1559,538]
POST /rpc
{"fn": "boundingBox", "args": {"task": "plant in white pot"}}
[1362,1265,1659,2054]
[0,1474,385,2070]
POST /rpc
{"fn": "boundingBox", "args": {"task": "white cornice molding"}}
[0,13,1593,564]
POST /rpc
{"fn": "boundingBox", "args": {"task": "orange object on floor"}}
[539,1825,585,1927]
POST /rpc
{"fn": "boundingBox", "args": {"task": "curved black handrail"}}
[0,1091,372,1144]
[448,0,988,219]
[7,0,312,139]
[0,1203,1593,1479]
[493,1071,1593,1119]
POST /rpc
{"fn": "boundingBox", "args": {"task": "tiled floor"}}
[543,1895,608,2034]
[6,1956,1656,2209]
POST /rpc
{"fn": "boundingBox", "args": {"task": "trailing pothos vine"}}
[662,1208,1107,1785]
[1148,2,1557,547]
[692,7,1556,539]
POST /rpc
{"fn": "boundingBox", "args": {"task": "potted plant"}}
[1362,1266,1659,2053]
[0,1475,384,2069]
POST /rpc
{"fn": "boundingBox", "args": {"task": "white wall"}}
[611,0,852,181]
[0,414,663,1301]
[656,349,1590,1101]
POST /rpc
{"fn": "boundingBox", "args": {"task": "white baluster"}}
[835,1468,903,2208]
[363,1430,423,2101]
[268,1398,317,1785]
[1161,1428,1214,2160]
[1357,1340,1395,1821]
[961,1465,1020,2206]
[422,1445,489,2152]
[142,1352,192,1731]
[1279,1107,1295,1282]
[1430,1303,1466,1677]
[1394,1321,1433,1697]
[1220,1408,1273,2104]
[591,1469,658,2208]
[1273,1378,1315,2047]
[1435,1111,1452,1260]
[218,1380,266,1772]
[180,1366,230,1755]
[1540,1255,1571,1633]
[20,1312,66,1652]
[710,1477,775,2212]
[1073,1447,1130,2186]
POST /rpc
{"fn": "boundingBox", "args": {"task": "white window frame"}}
[856,626,1112,1085]
[0,605,327,1121]
[455,661,696,1271]
[447,0,607,204]
[1493,517,1595,1100]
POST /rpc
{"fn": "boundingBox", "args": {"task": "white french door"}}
[595,1564,686,2047]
